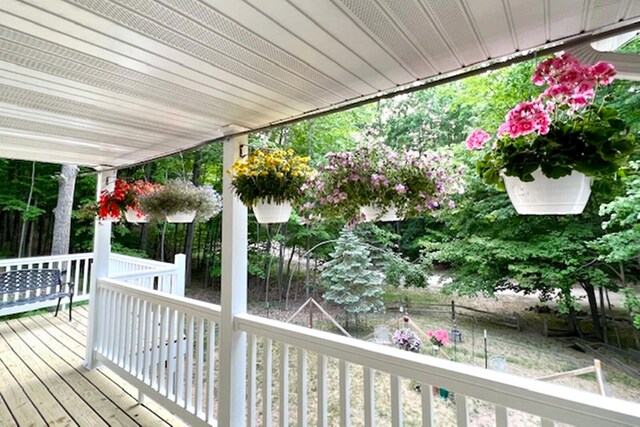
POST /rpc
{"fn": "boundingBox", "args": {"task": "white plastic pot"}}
[253,200,292,224]
[99,216,120,223]
[165,211,196,223]
[124,208,149,223]
[361,205,401,222]
[502,168,593,215]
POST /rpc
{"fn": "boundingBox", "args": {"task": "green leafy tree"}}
[592,162,640,329]
[321,228,384,326]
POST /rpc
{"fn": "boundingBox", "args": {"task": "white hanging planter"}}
[361,205,401,222]
[165,211,196,223]
[98,216,120,223]
[253,200,292,224]
[502,168,593,215]
[124,208,149,224]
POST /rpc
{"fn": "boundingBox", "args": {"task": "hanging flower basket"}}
[465,54,635,216]
[253,199,292,224]
[124,208,149,223]
[139,180,222,223]
[502,169,592,215]
[165,211,197,223]
[228,148,313,225]
[361,205,401,222]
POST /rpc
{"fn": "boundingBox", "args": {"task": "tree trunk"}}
[184,150,203,287]
[581,282,604,341]
[18,162,36,258]
[51,164,79,255]
[599,286,608,345]
[568,305,584,338]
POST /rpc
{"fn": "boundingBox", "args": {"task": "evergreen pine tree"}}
[321,228,384,324]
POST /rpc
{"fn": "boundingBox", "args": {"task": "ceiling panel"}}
[0,0,637,168]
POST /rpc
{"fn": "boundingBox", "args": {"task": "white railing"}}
[94,278,220,426]
[0,252,184,317]
[109,254,186,297]
[236,314,640,427]
[0,253,93,316]
[109,253,175,275]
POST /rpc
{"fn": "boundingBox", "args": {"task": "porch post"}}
[84,168,116,369]
[219,133,248,426]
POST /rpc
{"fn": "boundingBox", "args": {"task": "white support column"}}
[218,134,248,426]
[173,253,186,297]
[84,168,116,369]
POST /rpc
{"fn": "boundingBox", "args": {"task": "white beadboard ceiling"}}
[0,0,639,168]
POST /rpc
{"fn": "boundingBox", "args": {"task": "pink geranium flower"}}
[465,129,491,150]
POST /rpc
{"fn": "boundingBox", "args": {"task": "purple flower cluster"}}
[305,141,464,221]
[392,328,422,353]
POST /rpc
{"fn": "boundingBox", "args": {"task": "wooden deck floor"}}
[0,305,188,427]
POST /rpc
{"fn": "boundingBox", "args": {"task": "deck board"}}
[0,307,188,427]
[29,314,184,426]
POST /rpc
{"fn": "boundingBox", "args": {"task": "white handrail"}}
[236,313,640,427]
[99,279,221,322]
[109,266,178,280]
[0,252,92,267]
[109,253,172,269]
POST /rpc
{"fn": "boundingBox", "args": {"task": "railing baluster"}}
[456,393,469,427]
[279,343,289,427]
[142,300,153,383]
[107,289,117,360]
[159,306,169,394]
[115,292,125,364]
[297,348,307,427]
[496,405,508,427]
[185,314,195,410]
[363,367,375,427]
[73,259,80,296]
[317,354,328,427]
[207,320,217,423]
[151,303,160,388]
[339,360,350,427]
[137,299,147,378]
[263,338,273,427]
[196,317,205,417]
[176,312,186,405]
[122,294,132,370]
[390,374,402,427]
[247,334,257,427]
[167,308,177,398]
[421,384,434,427]
[82,258,89,296]
[129,297,140,375]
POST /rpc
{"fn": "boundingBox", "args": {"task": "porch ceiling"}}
[0,0,639,168]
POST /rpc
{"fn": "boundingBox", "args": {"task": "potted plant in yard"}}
[139,180,222,223]
[228,148,313,223]
[307,142,464,223]
[97,179,160,223]
[465,53,636,215]
[426,328,450,351]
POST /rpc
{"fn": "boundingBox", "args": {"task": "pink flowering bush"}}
[465,53,636,186]
[427,328,450,348]
[304,141,464,221]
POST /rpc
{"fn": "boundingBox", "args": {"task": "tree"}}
[592,162,640,331]
[321,228,384,327]
[51,164,79,255]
